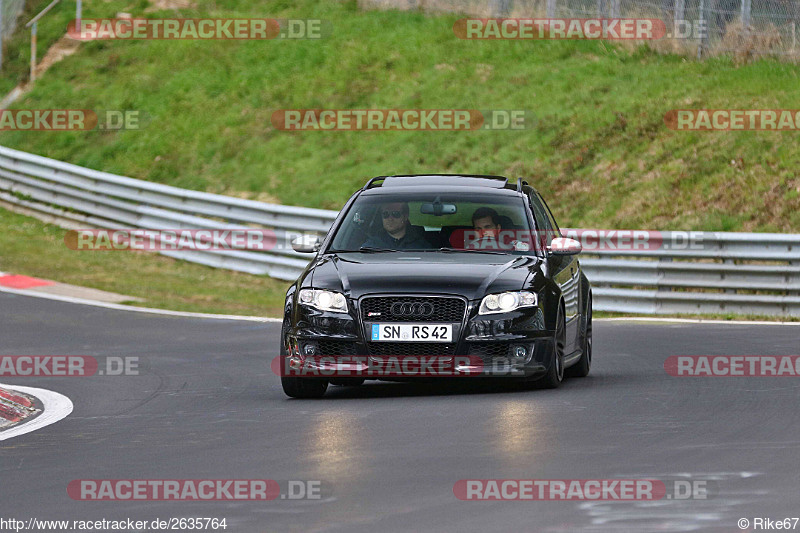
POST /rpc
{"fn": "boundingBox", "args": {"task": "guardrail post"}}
[489,0,512,17]
[610,0,620,19]
[697,0,706,58]
[723,258,736,293]
[30,21,36,82]
[0,0,4,71]
[741,0,751,30]
[76,0,81,23]
[657,256,672,292]
[673,0,685,38]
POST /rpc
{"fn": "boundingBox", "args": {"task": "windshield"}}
[328,192,541,254]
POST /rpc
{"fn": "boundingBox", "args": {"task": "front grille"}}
[367,342,457,356]
[317,340,358,356]
[360,296,466,323]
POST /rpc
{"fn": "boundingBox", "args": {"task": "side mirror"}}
[548,237,582,256]
[292,234,321,253]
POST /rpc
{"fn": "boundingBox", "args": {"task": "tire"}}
[281,377,328,399]
[538,304,566,389]
[278,324,328,398]
[330,378,365,387]
[566,295,592,378]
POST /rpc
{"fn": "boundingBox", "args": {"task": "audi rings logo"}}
[390,302,435,318]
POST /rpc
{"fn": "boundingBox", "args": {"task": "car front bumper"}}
[283,299,555,380]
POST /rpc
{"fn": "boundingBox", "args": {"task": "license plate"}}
[371,323,452,342]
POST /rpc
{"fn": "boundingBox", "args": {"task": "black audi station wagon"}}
[280,175,592,398]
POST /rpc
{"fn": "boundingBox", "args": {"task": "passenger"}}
[471,207,529,251]
[471,207,503,242]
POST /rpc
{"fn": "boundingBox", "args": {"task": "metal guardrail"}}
[0,144,798,317]
[0,145,338,280]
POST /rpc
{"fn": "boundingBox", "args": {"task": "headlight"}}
[298,288,348,313]
[478,291,537,315]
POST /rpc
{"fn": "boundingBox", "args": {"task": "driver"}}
[362,202,433,250]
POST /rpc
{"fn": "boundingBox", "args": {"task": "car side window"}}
[536,193,562,236]
[528,193,557,245]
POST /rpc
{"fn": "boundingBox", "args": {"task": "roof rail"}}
[363,176,387,189]
[364,174,509,188]
[430,174,508,185]
[516,178,528,192]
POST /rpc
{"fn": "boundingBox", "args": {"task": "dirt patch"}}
[34,34,81,79]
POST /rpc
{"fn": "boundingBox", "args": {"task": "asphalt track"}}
[1,291,799,533]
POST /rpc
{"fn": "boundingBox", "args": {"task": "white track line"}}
[596,317,800,326]
[0,285,280,322]
[2,283,795,326]
[0,384,73,441]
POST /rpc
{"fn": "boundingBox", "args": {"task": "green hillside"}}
[1,0,798,231]
[0,0,798,315]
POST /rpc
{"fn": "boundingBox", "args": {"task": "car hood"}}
[308,252,542,300]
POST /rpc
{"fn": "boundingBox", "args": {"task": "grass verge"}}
[0,207,289,316]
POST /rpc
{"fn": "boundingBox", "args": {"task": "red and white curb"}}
[0,384,73,441]
[0,272,54,289]
[0,387,38,427]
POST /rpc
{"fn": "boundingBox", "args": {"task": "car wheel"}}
[281,377,328,399]
[330,378,366,386]
[566,295,592,378]
[538,305,566,389]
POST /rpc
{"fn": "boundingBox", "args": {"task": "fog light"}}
[303,342,318,356]
[512,345,528,360]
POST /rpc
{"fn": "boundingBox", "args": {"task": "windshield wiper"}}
[356,246,399,253]
[435,247,509,255]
